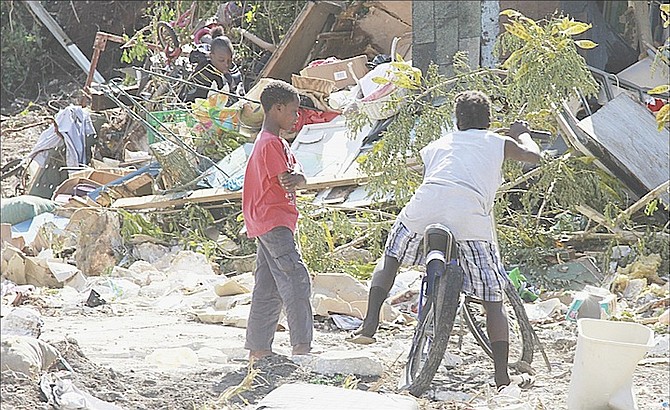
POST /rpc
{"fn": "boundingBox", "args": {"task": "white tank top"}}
[398,129,508,241]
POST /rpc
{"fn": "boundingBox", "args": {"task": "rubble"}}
[1,1,669,409]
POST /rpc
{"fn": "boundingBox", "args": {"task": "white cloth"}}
[27,105,95,169]
[398,129,509,242]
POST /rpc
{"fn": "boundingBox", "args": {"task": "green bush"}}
[0,1,46,99]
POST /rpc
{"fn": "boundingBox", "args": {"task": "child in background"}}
[242,80,314,359]
[180,26,243,103]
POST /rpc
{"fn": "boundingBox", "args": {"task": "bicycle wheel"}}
[462,282,535,369]
[405,263,463,397]
[157,21,180,59]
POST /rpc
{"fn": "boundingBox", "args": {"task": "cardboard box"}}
[300,55,369,90]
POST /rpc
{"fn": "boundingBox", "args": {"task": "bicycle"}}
[403,223,542,397]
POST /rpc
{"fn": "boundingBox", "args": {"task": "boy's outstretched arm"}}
[503,120,542,164]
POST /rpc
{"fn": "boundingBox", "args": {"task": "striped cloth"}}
[384,220,509,302]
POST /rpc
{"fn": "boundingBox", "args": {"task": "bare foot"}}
[249,350,274,360]
[291,343,312,355]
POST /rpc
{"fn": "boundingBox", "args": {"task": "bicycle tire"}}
[157,21,180,59]
[405,263,463,397]
[462,282,535,368]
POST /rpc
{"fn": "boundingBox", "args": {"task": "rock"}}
[165,250,216,277]
[71,210,123,276]
[230,256,255,274]
[1,307,43,338]
[132,242,171,264]
[648,334,669,357]
[332,247,373,264]
[256,383,419,410]
[196,347,228,364]
[311,272,399,322]
[622,278,647,300]
[441,351,463,368]
[214,293,252,310]
[659,309,670,325]
[195,304,250,328]
[111,266,150,286]
[433,390,471,402]
[0,335,60,379]
[145,347,198,368]
[214,278,250,297]
[290,350,384,376]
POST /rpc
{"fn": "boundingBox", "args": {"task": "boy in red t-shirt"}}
[242,80,314,359]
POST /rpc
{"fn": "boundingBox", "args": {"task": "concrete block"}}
[412,42,436,76]
[256,383,419,410]
[458,37,481,69]
[434,1,459,18]
[194,304,250,328]
[290,350,384,376]
[458,1,482,38]
[435,18,459,66]
[311,272,399,322]
[412,1,435,44]
[214,278,250,297]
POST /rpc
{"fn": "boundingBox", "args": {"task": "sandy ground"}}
[1,294,668,410]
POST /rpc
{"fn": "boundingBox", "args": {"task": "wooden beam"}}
[257,1,343,84]
[111,174,368,210]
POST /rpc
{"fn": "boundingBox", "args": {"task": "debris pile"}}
[1,1,668,409]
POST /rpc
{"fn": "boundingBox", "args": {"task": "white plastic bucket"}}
[567,318,655,410]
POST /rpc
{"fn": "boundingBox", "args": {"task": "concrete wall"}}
[412,0,562,74]
[412,1,481,77]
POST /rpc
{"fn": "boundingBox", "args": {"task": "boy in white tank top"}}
[347,90,541,390]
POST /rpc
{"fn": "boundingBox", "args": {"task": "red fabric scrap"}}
[291,108,340,134]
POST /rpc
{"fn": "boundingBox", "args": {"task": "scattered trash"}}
[40,371,125,410]
[524,298,565,323]
[566,285,617,321]
[330,314,363,331]
[0,335,60,379]
[85,289,106,307]
[508,267,539,302]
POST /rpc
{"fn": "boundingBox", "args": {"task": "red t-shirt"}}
[242,130,299,238]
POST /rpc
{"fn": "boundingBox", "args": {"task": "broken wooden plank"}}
[110,174,369,210]
[257,1,343,84]
[613,180,670,226]
[576,93,670,204]
[356,5,411,54]
[575,204,627,235]
[370,1,412,26]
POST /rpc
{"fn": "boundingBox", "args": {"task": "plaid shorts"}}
[385,220,509,302]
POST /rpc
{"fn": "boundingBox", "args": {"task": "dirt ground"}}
[0,297,668,410]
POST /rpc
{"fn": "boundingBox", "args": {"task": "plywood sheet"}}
[577,93,669,204]
[356,6,411,54]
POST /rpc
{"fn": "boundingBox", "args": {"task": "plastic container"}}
[146,110,196,143]
[566,286,617,322]
[567,318,655,410]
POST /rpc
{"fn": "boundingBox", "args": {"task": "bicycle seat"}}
[424,223,458,262]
